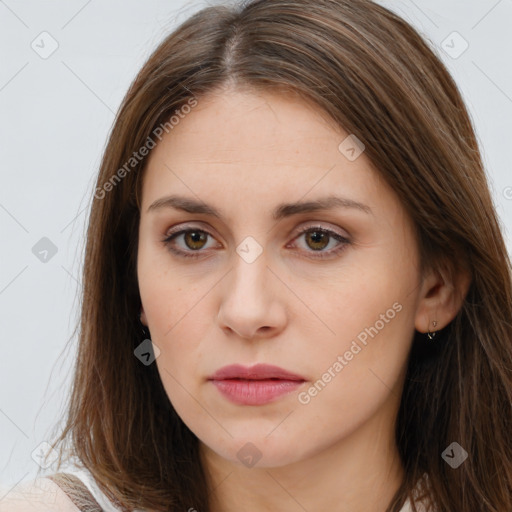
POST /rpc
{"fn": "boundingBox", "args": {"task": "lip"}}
[209,363,306,381]
[208,364,306,405]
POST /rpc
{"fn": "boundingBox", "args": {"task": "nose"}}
[216,250,287,340]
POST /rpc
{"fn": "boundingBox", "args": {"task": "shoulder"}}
[0,477,81,512]
[399,473,434,512]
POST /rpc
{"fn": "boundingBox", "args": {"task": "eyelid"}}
[164,222,223,246]
[289,222,349,241]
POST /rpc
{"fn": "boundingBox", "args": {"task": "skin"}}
[137,85,468,512]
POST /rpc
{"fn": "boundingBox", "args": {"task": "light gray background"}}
[1,0,511,490]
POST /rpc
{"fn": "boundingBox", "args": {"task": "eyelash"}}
[161,225,351,260]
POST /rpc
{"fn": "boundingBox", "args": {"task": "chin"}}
[200,429,313,469]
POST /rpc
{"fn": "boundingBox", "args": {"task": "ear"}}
[140,305,148,326]
[414,258,471,334]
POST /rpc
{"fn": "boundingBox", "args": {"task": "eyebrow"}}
[147,194,373,219]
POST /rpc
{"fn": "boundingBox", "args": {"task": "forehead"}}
[159,87,344,157]
[139,87,392,223]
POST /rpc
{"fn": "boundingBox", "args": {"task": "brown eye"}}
[163,225,351,261]
[304,230,330,251]
[183,231,208,250]
[162,228,218,259]
[289,226,351,260]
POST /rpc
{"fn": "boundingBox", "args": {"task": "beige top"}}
[0,478,82,512]
[0,470,429,511]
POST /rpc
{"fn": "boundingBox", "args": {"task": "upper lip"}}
[209,364,306,381]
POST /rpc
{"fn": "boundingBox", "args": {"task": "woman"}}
[2,0,511,510]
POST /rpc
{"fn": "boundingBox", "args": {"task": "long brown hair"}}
[44,0,512,510]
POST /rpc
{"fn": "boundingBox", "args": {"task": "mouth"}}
[208,364,306,405]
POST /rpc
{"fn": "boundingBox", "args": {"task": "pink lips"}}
[208,364,306,405]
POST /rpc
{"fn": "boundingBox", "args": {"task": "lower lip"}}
[210,379,305,405]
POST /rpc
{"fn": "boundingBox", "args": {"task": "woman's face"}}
[137,86,425,469]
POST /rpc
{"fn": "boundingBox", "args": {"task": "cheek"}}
[138,240,197,334]
[142,282,208,361]
[295,284,413,442]
[152,311,214,434]
[298,250,418,392]
[316,254,414,332]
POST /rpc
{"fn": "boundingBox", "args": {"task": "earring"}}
[139,312,151,340]
[427,320,438,340]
